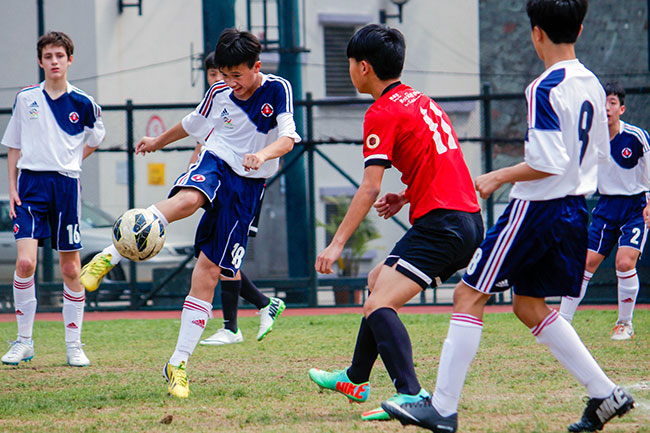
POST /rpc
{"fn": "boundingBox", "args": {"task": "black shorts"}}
[385,209,484,289]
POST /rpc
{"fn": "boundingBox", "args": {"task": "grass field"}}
[0,309,648,433]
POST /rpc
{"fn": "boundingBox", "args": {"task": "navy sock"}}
[346,317,378,384]
[239,272,270,309]
[220,280,241,332]
[366,307,421,395]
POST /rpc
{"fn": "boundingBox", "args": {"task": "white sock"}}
[559,270,592,323]
[431,313,484,417]
[616,269,638,324]
[533,310,615,398]
[169,296,212,366]
[13,272,36,343]
[147,204,169,227]
[102,244,122,265]
[62,284,85,345]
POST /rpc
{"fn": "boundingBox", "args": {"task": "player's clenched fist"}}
[243,152,265,171]
[374,191,407,219]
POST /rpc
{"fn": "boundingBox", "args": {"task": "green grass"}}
[0,309,648,432]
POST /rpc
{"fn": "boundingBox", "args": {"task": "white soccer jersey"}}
[510,59,608,201]
[1,82,105,178]
[181,73,301,179]
[597,120,650,195]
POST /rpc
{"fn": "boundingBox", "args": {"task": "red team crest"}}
[191,174,206,183]
[13,224,19,234]
[366,134,380,149]
[69,111,79,123]
[261,103,274,117]
[621,147,632,158]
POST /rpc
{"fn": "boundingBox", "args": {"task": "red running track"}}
[0,304,646,322]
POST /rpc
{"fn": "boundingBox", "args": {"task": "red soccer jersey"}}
[363,83,480,223]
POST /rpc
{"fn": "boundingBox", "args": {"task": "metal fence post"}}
[306,92,317,306]
[125,99,138,308]
[482,83,494,228]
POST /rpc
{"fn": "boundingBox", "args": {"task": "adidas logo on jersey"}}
[220,108,229,118]
[66,322,78,329]
[29,101,39,108]
[192,319,206,329]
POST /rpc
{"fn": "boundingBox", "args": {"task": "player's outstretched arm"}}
[135,122,189,155]
[475,162,553,199]
[374,190,407,219]
[242,136,295,171]
[7,148,21,218]
[315,165,384,274]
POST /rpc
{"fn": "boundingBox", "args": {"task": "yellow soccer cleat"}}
[80,253,115,292]
[163,361,190,398]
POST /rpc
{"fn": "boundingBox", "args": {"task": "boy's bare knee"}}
[15,257,37,276]
[60,261,80,280]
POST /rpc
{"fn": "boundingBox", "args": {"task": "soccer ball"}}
[112,208,166,261]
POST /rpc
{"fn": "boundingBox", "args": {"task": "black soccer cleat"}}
[381,396,458,433]
[568,386,634,432]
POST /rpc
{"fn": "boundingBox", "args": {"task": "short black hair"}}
[214,28,261,69]
[526,0,588,44]
[346,24,405,80]
[604,81,626,106]
[204,51,217,70]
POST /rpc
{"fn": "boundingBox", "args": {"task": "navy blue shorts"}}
[385,209,484,289]
[462,196,588,298]
[13,170,82,251]
[588,193,648,256]
[170,151,264,277]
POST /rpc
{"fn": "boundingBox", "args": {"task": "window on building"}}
[323,25,357,97]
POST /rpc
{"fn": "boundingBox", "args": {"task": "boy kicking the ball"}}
[1,31,105,367]
[80,29,299,398]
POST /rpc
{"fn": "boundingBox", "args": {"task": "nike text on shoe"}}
[80,253,115,292]
[308,368,370,403]
[1,340,34,365]
[199,328,243,346]
[382,396,458,433]
[610,322,634,341]
[257,297,286,341]
[568,386,634,432]
[66,344,90,367]
[163,361,190,398]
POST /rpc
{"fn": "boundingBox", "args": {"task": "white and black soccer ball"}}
[112,208,166,262]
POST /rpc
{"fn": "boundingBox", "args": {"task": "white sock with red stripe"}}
[62,284,85,345]
[559,270,592,323]
[533,310,615,398]
[147,204,169,227]
[169,296,212,366]
[616,269,638,324]
[431,313,483,417]
[13,273,36,343]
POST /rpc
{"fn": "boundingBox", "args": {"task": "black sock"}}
[366,307,421,395]
[239,272,270,309]
[346,317,378,384]
[220,280,241,332]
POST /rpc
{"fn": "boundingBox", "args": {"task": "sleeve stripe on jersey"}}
[14,85,40,111]
[623,123,650,153]
[531,68,565,131]
[198,82,229,117]
[267,74,293,113]
[364,154,392,168]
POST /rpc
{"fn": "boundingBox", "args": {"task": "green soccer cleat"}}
[363,388,431,422]
[163,361,190,398]
[257,297,285,341]
[80,253,115,292]
[308,368,370,403]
